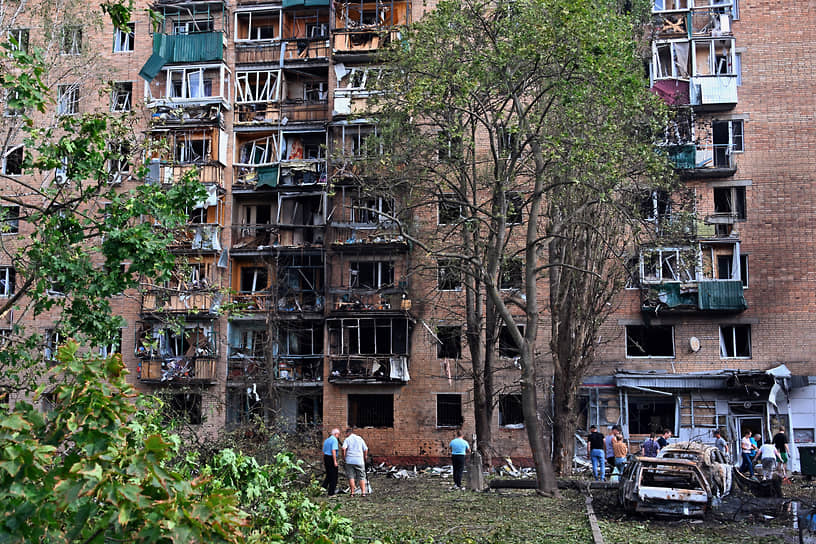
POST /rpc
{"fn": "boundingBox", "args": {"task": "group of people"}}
[322,428,472,496]
[740,427,789,480]
[586,426,674,481]
[322,427,369,497]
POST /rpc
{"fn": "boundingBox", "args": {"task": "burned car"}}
[657,441,732,498]
[619,457,712,517]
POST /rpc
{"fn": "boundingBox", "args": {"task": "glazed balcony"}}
[145,64,231,110]
[274,356,323,383]
[139,32,226,82]
[145,161,225,189]
[328,290,410,313]
[235,100,329,126]
[233,160,327,191]
[669,143,737,178]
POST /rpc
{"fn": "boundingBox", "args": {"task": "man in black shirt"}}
[772,427,789,478]
[657,428,672,450]
[587,425,606,481]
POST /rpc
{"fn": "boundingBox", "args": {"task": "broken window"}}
[653,41,690,79]
[108,141,131,183]
[627,397,676,435]
[278,322,322,356]
[328,318,409,355]
[59,26,82,55]
[437,259,461,291]
[57,85,79,115]
[43,329,63,360]
[505,191,523,224]
[712,120,743,167]
[348,394,393,427]
[0,267,15,297]
[351,196,393,224]
[226,387,263,426]
[238,135,279,165]
[113,23,134,52]
[303,81,328,102]
[438,193,462,225]
[284,133,325,161]
[174,132,212,163]
[1,146,23,176]
[499,324,524,358]
[350,261,394,289]
[111,82,132,112]
[640,248,695,283]
[236,11,279,41]
[713,186,746,220]
[338,124,378,158]
[500,258,523,290]
[3,89,23,117]
[437,325,462,359]
[168,68,215,99]
[719,324,750,358]
[437,394,463,427]
[1,206,20,234]
[236,70,281,103]
[240,267,269,293]
[8,29,29,53]
[166,392,202,425]
[499,394,524,427]
[99,329,123,357]
[652,0,689,11]
[639,190,672,223]
[663,109,693,146]
[694,39,735,76]
[626,325,674,358]
[173,18,214,35]
[229,326,267,360]
[716,252,746,284]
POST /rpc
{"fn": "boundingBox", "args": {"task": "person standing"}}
[342,427,369,496]
[772,427,790,478]
[758,438,782,480]
[612,432,629,472]
[449,430,471,489]
[642,432,659,457]
[605,425,620,471]
[321,428,340,496]
[657,428,672,450]
[740,429,757,477]
[587,425,606,481]
[713,429,729,461]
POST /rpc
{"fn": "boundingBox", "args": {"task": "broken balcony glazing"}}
[332,0,408,55]
[136,322,218,384]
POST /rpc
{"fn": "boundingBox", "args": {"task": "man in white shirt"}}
[342,427,369,496]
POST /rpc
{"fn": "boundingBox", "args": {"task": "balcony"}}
[669,143,737,178]
[329,290,410,313]
[330,227,408,254]
[140,32,225,81]
[275,356,323,383]
[232,292,274,313]
[168,224,222,252]
[234,38,329,65]
[138,356,217,384]
[235,100,329,126]
[233,160,327,191]
[141,288,219,315]
[641,280,746,314]
[332,29,399,56]
[689,75,738,109]
[328,355,409,384]
[146,162,225,189]
[145,66,231,111]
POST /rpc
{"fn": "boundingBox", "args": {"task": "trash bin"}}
[798,446,816,477]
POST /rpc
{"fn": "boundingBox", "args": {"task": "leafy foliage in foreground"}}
[0,342,353,543]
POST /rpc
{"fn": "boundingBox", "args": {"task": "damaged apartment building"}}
[2,0,815,468]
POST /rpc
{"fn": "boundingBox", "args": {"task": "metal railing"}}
[234,38,329,64]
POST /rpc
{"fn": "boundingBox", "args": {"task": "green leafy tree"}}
[364,0,684,490]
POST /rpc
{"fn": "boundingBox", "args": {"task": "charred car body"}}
[619,442,733,517]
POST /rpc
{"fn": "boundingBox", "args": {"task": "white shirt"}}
[758,443,778,460]
[343,433,368,465]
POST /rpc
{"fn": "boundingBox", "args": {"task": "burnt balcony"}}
[234,38,329,65]
[233,160,327,191]
[227,355,265,381]
[275,356,323,383]
[168,224,222,252]
[235,100,329,126]
[232,291,274,313]
[138,356,217,384]
[641,280,746,315]
[141,288,220,315]
[328,289,410,313]
[328,355,409,384]
[330,227,408,253]
[332,28,398,56]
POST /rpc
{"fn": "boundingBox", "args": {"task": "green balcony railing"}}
[140,32,224,81]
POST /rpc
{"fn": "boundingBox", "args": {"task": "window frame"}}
[436,325,462,359]
[0,206,20,234]
[498,324,524,358]
[1,145,23,176]
[436,393,463,428]
[438,193,462,225]
[0,266,15,297]
[437,258,462,292]
[719,324,751,358]
[111,82,133,112]
[625,324,675,358]
[57,84,79,116]
[113,23,135,53]
[347,393,394,428]
[59,25,83,55]
[498,393,524,427]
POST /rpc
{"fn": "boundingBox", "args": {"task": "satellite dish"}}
[689,337,701,352]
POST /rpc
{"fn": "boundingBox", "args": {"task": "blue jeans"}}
[741,452,755,477]
[590,449,605,481]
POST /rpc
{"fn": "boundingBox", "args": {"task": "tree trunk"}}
[551,370,580,476]
[520,345,559,496]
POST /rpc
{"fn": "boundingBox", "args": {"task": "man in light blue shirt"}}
[449,430,471,489]
[342,428,369,496]
[322,428,340,496]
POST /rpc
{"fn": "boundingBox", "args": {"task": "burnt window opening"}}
[713,186,746,220]
[499,324,524,358]
[348,394,393,428]
[437,394,463,427]
[437,259,462,291]
[627,397,676,435]
[438,193,462,225]
[500,258,523,290]
[166,392,202,425]
[330,318,409,356]
[2,146,23,176]
[505,191,523,225]
[639,190,671,223]
[626,325,674,358]
[499,394,524,427]
[716,253,748,286]
[437,325,462,359]
[240,267,269,293]
[720,324,750,358]
[226,387,263,426]
[43,329,63,361]
[350,196,393,225]
[1,206,19,234]
[99,329,123,357]
[350,261,394,289]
